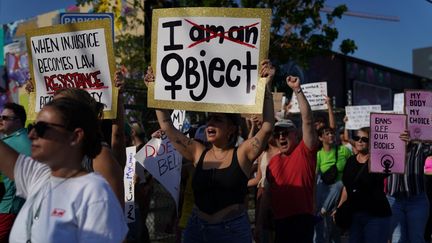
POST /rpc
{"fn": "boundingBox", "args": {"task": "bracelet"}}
[295,88,302,94]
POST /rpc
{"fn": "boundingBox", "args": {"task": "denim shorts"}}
[183,210,252,243]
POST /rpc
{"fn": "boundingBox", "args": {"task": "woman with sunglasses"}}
[145,59,275,243]
[25,71,125,206]
[53,87,124,206]
[335,127,391,243]
[0,98,127,243]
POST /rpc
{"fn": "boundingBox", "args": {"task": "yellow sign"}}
[149,7,271,114]
[25,19,117,120]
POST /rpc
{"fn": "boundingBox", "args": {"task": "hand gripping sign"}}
[25,19,117,120]
[148,8,271,113]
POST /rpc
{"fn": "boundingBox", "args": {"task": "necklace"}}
[212,148,229,161]
[26,168,84,243]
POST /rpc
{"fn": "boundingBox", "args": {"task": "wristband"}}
[295,88,302,94]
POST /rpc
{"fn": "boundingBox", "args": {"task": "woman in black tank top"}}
[147,60,276,243]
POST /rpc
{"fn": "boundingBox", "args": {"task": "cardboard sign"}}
[148,8,271,113]
[25,19,117,119]
[289,82,328,113]
[345,105,382,130]
[124,146,136,223]
[135,135,182,211]
[405,90,432,141]
[370,113,407,174]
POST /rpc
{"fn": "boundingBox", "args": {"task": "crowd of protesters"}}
[0,59,431,243]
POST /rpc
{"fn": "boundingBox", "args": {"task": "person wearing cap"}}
[259,76,318,243]
[0,103,31,242]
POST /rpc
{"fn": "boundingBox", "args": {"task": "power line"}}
[321,6,400,22]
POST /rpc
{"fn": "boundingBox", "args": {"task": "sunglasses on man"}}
[273,130,292,137]
[27,121,69,138]
[0,115,18,121]
[352,135,369,143]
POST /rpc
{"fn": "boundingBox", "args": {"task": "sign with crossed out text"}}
[148,8,271,113]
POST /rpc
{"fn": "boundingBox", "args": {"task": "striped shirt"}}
[386,142,432,197]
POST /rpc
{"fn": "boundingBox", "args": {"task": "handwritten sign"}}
[25,19,117,119]
[148,8,271,113]
[370,113,407,174]
[171,110,186,131]
[135,134,182,211]
[124,146,136,223]
[405,90,432,141]
[289,82,328,113]
[345,105,382,130]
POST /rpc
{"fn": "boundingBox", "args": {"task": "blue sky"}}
[1,0,431,74]
[328,0,432,74]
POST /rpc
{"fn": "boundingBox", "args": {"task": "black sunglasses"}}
[0,115,17,121]
[352,135,369,143]
[273,130,290,137]
[27,121,69,138]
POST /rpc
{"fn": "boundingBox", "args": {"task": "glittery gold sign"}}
[25,19,117,120]
[149,8,271,114]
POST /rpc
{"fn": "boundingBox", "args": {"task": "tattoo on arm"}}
[252,137,261,153]
[175,137,193,149]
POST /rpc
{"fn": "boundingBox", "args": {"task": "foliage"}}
[240,0,357,65]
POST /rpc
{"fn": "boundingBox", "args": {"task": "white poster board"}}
[148,8,271,113]
[345,105,382,130]
[135,135,182,211]
[289,82,328,113]
[25,19,117,119]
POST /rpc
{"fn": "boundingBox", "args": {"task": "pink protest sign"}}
[370,113,407,174]
[405,90,432,141]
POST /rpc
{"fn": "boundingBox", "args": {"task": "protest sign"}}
[404,90,432,141]
[25,19,117,120]
[171,110,186,131]
[345,105,382,130]
[393,93,404,114]
[370,113,407,174]
[148,8,271,113]
[135,134,182,211]
[124,146,136,223]
[289,82,328,113]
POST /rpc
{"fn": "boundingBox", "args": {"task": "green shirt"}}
[0,128,31,214]
[317,145,352,181]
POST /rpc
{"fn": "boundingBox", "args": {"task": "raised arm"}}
[111,70,127,167]
[144,67,205,163]
[239,59,275,163]
[0,141,19,180]
[287,76,317,149]
[325,96,336,130]
[155,110,204,163]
